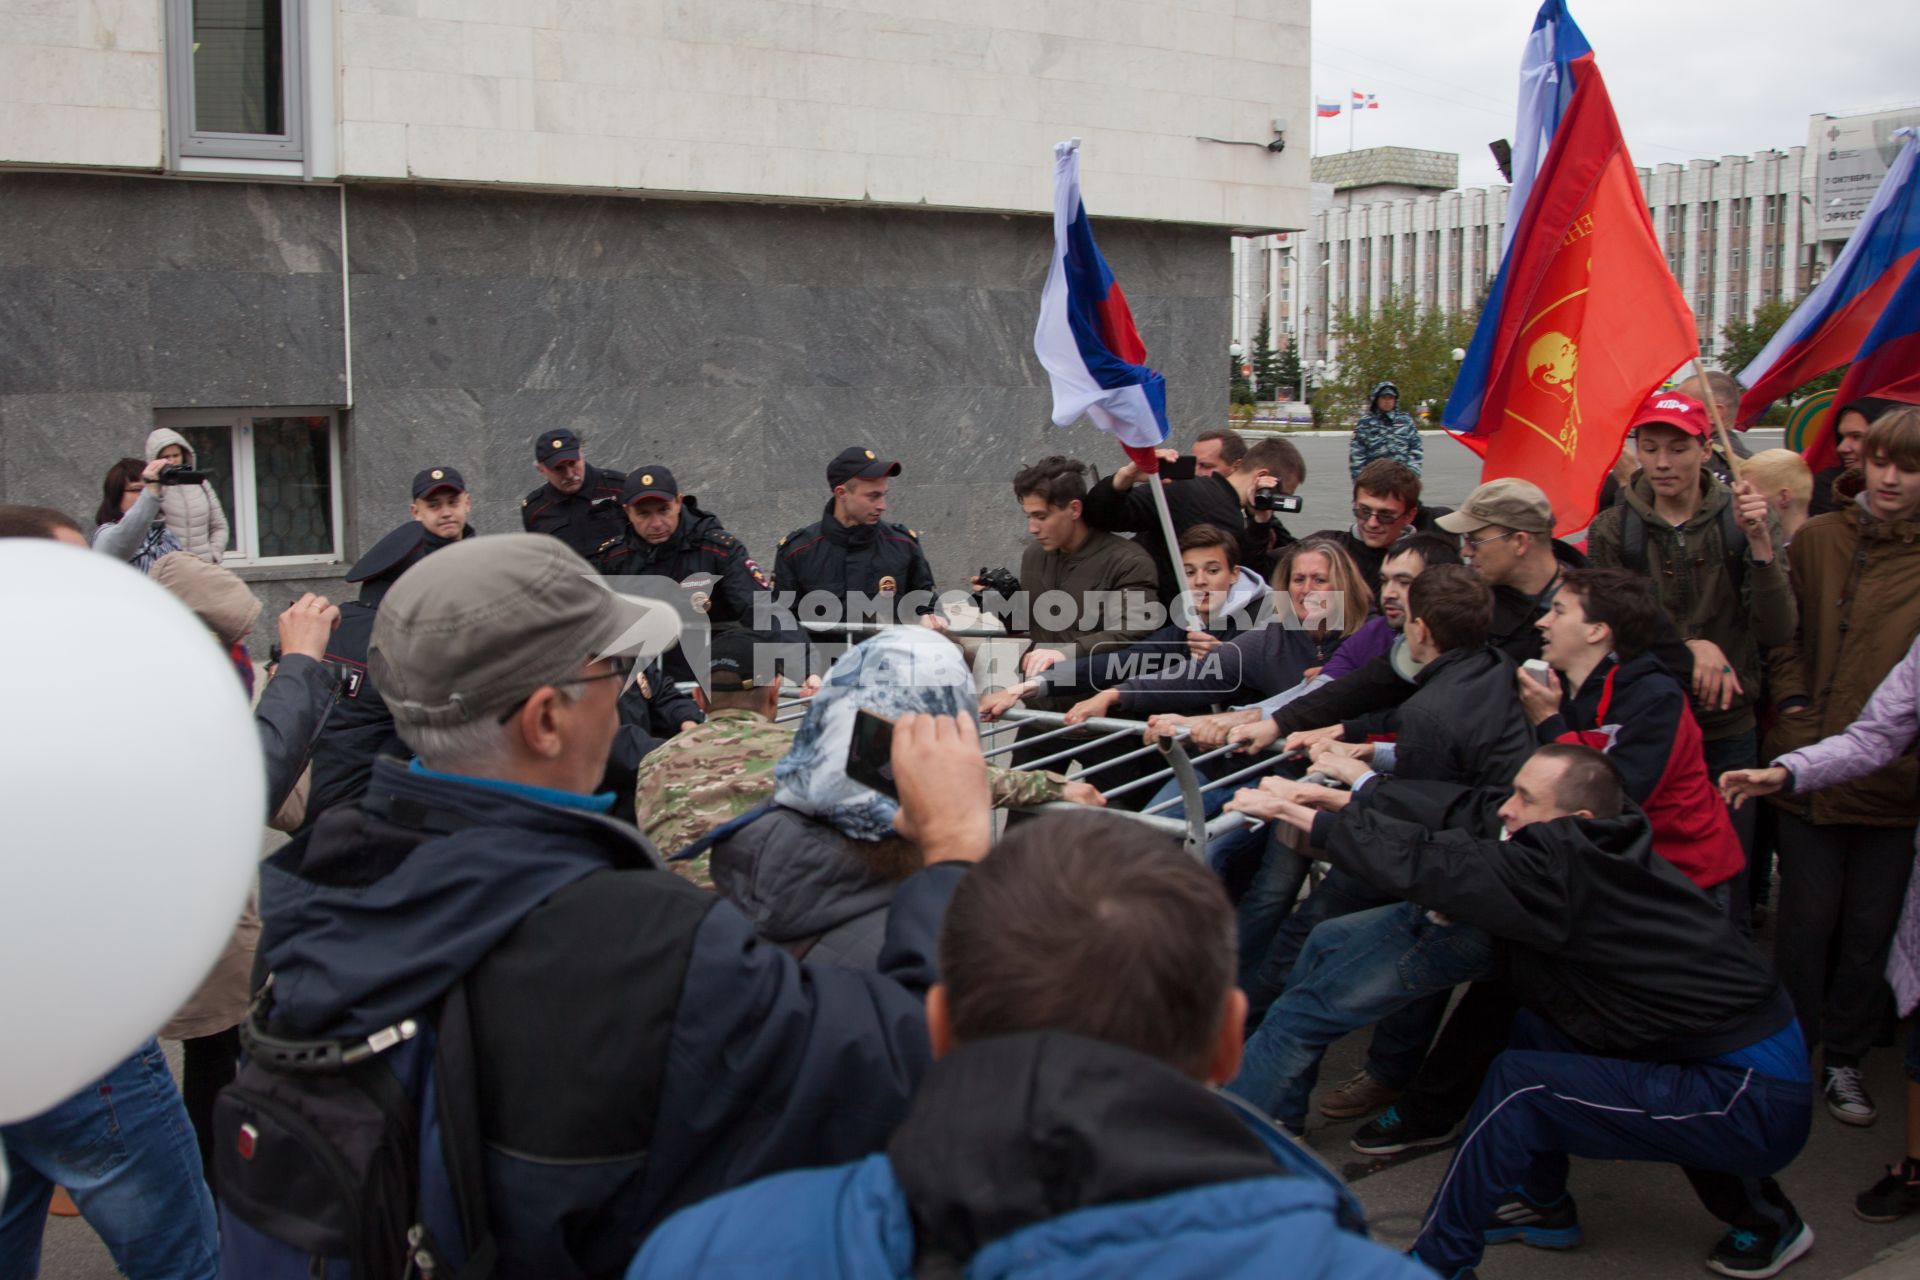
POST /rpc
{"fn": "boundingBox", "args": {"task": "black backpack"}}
[214,803,497,1280]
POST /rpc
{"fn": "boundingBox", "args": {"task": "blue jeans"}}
[1235,826,1312,989]
[1412,1012,1811,1276]
[0,1038,217,1280]
[1229,902,1496,1127]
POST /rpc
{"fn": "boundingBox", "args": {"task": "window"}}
[1763,247,1776,269]
[156,408,342,565]
[167,0,304,161]
[1764,195,1778,225]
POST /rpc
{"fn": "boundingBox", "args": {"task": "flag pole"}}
[1139,458,1201,630]
[1689,356,1744,484]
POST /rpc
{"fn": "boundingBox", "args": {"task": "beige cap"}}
[1436,478,1555,537]
[370,534,680,730]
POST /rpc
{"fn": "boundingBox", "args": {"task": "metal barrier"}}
[988,708,1270,861]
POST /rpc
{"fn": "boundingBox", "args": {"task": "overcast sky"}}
[1310,0,1920,188]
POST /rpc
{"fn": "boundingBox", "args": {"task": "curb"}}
[1838,1227,1920,1279]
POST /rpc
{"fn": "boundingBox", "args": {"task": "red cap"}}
[1630,389,1712,440]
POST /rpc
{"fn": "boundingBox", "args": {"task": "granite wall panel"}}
[2,172,1232,619]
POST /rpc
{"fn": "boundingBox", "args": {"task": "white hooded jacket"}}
[145,426,230,562]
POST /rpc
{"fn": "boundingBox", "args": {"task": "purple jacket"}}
[1775,637,1920,1016]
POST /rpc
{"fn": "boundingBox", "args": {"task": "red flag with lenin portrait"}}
[1445,2,1695,535]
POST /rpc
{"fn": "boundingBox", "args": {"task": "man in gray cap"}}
[244,534,991,1275]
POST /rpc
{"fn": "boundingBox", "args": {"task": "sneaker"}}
[1317,1069,1402,1120]
[1350,1104,1460,1155]
[1706,1216,1814,1279]
[1823,1064,1877,1126]
[1854,1160,1920,1223]
[1484,1186,1583,1249]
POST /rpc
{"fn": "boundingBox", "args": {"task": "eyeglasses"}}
[1464,529,1517,551]
[496,654,639,723]
[1352,504,1409,527]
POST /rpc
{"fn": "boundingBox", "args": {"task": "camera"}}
[974,566,1021,599]
[1252,489,1303,514]
[157,463,212,486]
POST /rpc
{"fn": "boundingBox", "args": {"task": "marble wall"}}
[1,172,1231,644]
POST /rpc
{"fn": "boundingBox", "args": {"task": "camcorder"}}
[973,566,1021,599]
[1252,488,1303,514]
[157,463,213,486]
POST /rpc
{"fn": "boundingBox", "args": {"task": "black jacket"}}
[252,654,342,818]
[1319,781,1794,1062]
[594,499,777,681]
[711,807,905,969]
[775,503,939,623]
[257,758,961,1278]
[1082,471,1294,601]
[1305,507,1455,590]
[599,659,705,826]
[521,464,628,560]
[1271,540,1689,735]
[1380,645,1531,788]
[304,523,474,824]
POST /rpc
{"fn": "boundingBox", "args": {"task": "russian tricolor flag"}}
[1317,100,1342,119]
[1034,139,1170,468]
[1739,127,1920,468]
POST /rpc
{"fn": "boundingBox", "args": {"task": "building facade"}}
[2,0,1312,621]
[1231,106,1920,389]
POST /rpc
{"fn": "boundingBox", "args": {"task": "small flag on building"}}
[1033,140,1170,470]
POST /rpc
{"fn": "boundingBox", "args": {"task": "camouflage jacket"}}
[637,709,1068,888]
[1348,410,1423,479]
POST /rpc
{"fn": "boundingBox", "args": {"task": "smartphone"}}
[1159,455,1199,482]
[846,709,898,799]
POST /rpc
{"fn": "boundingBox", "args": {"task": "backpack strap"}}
[431,979,498,1278]
[1621,506,1649,574]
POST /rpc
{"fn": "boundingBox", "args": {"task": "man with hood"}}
[144,427,230,563]
[1233,746,1813,1280]
[301,466,476,822]
[594,464,778,683]
[1349,381,1422,480]
[626,811,1427,1280]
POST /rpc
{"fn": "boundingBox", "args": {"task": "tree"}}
[1275,341,1303,404]
[1719,297,1844,424]
[1250,313,1285,401]
[1229,350,1254,406]
[1322,292,1481,425]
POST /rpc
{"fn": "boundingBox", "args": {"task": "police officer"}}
[520,429,626,559]
[594,465,778,682]
[774,448,946,632]
[303,466,476,823]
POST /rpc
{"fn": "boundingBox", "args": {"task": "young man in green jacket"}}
[1585,390,1796,919]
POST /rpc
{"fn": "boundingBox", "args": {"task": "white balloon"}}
[0,542,263,1123]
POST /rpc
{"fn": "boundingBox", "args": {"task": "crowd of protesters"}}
[1,387,1918,1280]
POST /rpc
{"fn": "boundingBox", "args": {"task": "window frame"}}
[154,406,343,567]
[166,0,306,163]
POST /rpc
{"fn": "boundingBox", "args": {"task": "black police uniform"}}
[592,467,779,683]
[521,463,627,561]
[774,447,939,627]
[304,515,474,825]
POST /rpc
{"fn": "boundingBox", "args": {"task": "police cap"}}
[826,447,901,489]
[535,430,582,465]
[621,467,680,505]
[411,466,467,500]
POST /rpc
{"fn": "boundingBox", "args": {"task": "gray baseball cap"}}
[1436,478,1555,537]
[370,533,680,730]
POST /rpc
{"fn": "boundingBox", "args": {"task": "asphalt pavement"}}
[38,424,1919,1280]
